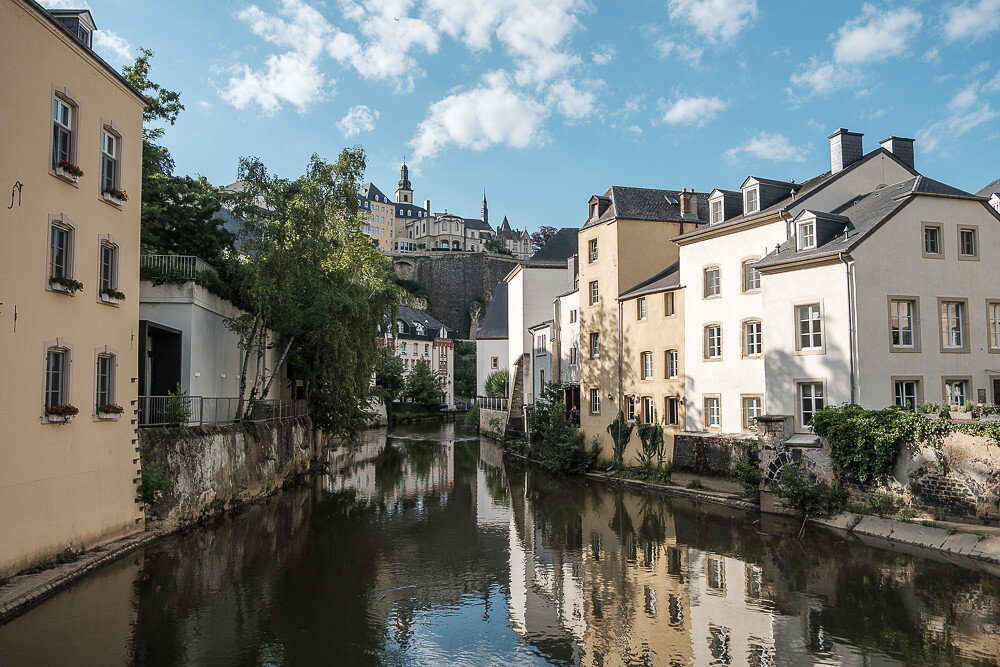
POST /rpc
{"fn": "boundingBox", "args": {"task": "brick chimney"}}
[829,129,864,173]
[424,199,431,214]
[879,136,915,169]
[680,188,698,220]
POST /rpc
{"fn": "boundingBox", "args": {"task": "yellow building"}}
[0,1,146,575]
[617,264,686,458]
[577,187,707,463]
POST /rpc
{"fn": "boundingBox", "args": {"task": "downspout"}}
[618,298,624,434]
[839,250,857,404]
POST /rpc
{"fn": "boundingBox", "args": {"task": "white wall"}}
[476,338,508,396]
[530,324,553,399]
[556,290,580,385]
[507,265,571,403]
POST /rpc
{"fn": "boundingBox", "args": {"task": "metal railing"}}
[140,255,217,279]
[137,396,308,427]
[477,396,508,412]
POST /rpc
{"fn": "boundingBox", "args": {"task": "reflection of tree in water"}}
[608,491,634,545]
[374,444,405,496]
[636,494,667,545]
[482,464,510,508]
[525,469,584,551]
[401,438,443,478]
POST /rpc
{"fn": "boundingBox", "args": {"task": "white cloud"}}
[42,0,90,7]
[655,39,703,66]
[591,46,615,65]
[409,71,547,162]
[943,0,1000,42]
[832,4,922,64]
[547,79,597,119]
[917,82,998,152]
[197,100,214,110]
[723,132,808,164]
[789,58,859,96]
[923,46,941,64]
[986,70,1000,92]
[667,0,758,42]
[92,29,132,64]
[660,95,728,127]
[337,105,380,136]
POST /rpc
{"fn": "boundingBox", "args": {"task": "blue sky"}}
[53,0,1000,232]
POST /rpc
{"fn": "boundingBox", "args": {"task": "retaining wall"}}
[672,432,756,476]
[480,408,509,438]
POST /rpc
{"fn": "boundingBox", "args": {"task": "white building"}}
[528,320,554,400]
[553,287,580,414]
[476,282,509,397]
[977,178,1000,214]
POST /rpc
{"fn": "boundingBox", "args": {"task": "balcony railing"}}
[477,396,508,412]
[137,396,308,428]
[140,254,217,280]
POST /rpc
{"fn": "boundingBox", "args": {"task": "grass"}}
[16,548,83,576]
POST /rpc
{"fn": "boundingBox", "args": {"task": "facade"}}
[578,187,708,462]
[553,286,580,416]
[617,263,686,448]
[0,1,146,575]
[495,216,532,260]
[976,178,1000,214]
[528,320,554,401]
[407,210,494,252]
[383,306,455,408]
[476,282,509,397]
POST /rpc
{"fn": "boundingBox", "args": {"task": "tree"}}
[121,48,184,179]
[484,369,509,398]
[140,175,234,263]
[530,225,557,252]
[484,237,513,256]
[226,150,401,433]
[373,348,405,417]
[453,341,476,399]
[607,411,634,465]
[405,360,442,410]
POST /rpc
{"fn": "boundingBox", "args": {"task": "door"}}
[993,379,1000,404]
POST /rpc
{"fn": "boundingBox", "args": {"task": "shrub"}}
[138,461,173,507]
[810,405,913,485]
[484,369,509,398]
[163,383,192,426]
[636,413,665,468]
[867,490,902,517]
[733,445,762,498]
[541,427,600,474]
[606,411,634,465]
[773,465,846,517]
[464,404,480,429]
[686,479,703,489]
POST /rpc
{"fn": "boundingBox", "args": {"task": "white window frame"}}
[588,238,598,262]
[703,267,721,298]
[50,222,73,280]
[666,396,679,426]
[705,325,722,359]
[941,301,965,349]
[665,291,675,316]
[945,379,968,406]
[590,388,600,414]
[798,381,825,429]
[626,396,636,422]
[989,301,1000,351]
[589,280,599,305]
[95,352,116,410]
[890,299,915,348]
[704,396,721,429]
[959,227,978,258]
[744,320,763,357]
[743,187,759,214]
[894,380,918,411]
[101,128,119,193]
[796,220,816,250]
[642,396,655,424]
[52,96,74,168]
[923,225,941,256]
[742,260,760,293]
[666,349,678,379]
[710,199,723,223]
[796,304,823,351]
[641,351,653,380]
[590,332,600,358]
[742,396,763,432]
[45,347,69,408]
[637,297,647,320]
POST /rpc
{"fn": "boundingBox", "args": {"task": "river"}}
[1,421,998,665]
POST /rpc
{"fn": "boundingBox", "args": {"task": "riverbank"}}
[507,449,1000,573]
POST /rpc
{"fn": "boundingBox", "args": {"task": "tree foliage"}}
[404,359,442,410]
[484,237,513,255]
[607,410,634,464]
[635,413,665,468]
[530,382,598,473]
[530,225,557,252]
[122,48,184,178]
[373,347,405,416]
[453,340,476,400]
[484,369,509,398]
[140,175,234,263]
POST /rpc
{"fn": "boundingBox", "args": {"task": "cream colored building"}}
[381,306,455,408]
[0,1,146,575]
[578,187,708,463]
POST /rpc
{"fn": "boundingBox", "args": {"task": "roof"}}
[755,175,976,271]
[618,261,681,300]
[496,215,526,239]
[582,186,710,229]
[976,178,1000,198]
[673,146,919,243]
[710,189,742,198]
[391,306,451,336]
[476,282,508,339]
[745,176,799,189]
[463,217,493,232]
[394,201,427,217]
[359,182,391,203]
[528,319,554,331]
[526,228,579,266]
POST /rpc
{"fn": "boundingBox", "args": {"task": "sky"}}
[49,0,1000,232]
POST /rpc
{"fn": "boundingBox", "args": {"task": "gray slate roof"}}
[976,178,1000,198]
[392,306,451,337]
[476,282,508,339]
[394,202,427,217]
[618,261,681,300]
[527,227,579,266]
[755,176,975,271]
[463,217,493,232]
[583,186,710,229]
[359,182,391,203]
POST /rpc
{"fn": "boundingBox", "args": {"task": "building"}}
[383,306,455,408]
[553,277,580,419]
[0,1,147,575]
[476,282,509,397]
[976,178,1000,214]
[577,187,708,462]
[407,209,495,252]
[528,320,554,400]
[495,215,533,261]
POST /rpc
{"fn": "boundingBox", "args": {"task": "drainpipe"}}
[839,250,857,404]
[618,297,624,447]
[779,209,792,241]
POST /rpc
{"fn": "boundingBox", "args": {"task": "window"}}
[439,350,447,372]
[709,626,731,663]
[96,353,115,408]
[590,388,600,414]
[490,356,499,369]
[641,351,653,380]
[588,238,598,262]
[424,344,429,355]
[535,334,547,354]
[744,320,762,357]
[101,130,118,192]
[707,557,726,590]
[710,199,723,223]
[665,350,678,379]
[894,380,918,410]
[589,280,599,305]
[642,396,655,424]
[923,224,942,256]
[637,297,647,320]
[799,382,824,427]
[940,300,966,350]
[626,396,636,422]
[742,260,760,292]
[45,348,68,407]
[397,321,404,334]
[989,302,1000,350]
[401,342,407,354]
[666,397,679,426]
[590,332,600,358]
[99,241,118,292]
[797,220,816,250]
[945,379,968,406]
[742,396,763,432]
[50,223,72,280]
[796,304,823,351]
[590,202,598,219]
[744,187,759,213]
[664,291,675,316]
[52,97,73,168]
[569,309,577,323]
[959,227,978,258]
[704,396,720,428]
[703,267,720,298]
[705,325,722,359]
[569,345,578,366]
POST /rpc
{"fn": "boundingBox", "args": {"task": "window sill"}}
[889,345,921,353]
[99,293,122,306]
[45,414,74,423]
[51,167,81,186]
[101,192,124,209]
[957,255,980,262]
[49,283,77,296]
[793,348,826,356]
[96,412,120,421]
[940,347,971,354]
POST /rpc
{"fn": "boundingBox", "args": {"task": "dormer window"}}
[590,202,598,219]
[397,321,405,334]
[797,220,816,250]
[744,187,759,214]
[710,199,723,224]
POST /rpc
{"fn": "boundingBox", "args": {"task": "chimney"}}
[424,199,431,214]
[679,188,698,220]
[829,128,864,173]
[879,136,915,169]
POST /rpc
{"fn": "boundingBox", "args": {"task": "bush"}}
[867,490,902,517]
[606,411,634,464]
[138,461,173,506]
[163,383,191,425]
[773,465,846,517]
[541,427,600,474]
[484,369,509,399]
[733,445,762,498]
[636,414,665,468]
[532,382,600,474]
[810,405,913,485]
[464,404,480,429]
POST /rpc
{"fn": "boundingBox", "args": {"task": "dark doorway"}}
[138,320,182,396]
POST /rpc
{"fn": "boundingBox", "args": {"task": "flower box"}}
[97,411,119,420]
[99,288,125,305]
[102,191,123,206]
[51,282,72,294]
[46,403,80,422]
[102,187,128,205]
[47,413,73,423]
[100,293,121,305]
[50,276,84,294]
[950,410,973,421]
[55,165,80,183]
[96,403,124,420]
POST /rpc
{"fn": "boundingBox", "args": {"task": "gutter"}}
[839,250,857,404]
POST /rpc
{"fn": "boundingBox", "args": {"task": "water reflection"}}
[0,422,997,666]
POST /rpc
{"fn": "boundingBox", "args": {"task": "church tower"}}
[481,191,489,226]
[396,162,413,204]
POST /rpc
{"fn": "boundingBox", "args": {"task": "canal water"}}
[1,422,999,666]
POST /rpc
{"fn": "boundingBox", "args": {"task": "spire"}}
[396,160,413,203]
[481,190,489,226]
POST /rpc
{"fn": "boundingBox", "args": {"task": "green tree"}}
[226,150,401,433]
[484,369,509,398]
[373,347,405,418]
[453,341,476,400]
[530,225,557,252]
[484,237,513,255]
[607,410,634,465]
[405,360,442,410]
[121,47,184,178]
[140,175,234,263]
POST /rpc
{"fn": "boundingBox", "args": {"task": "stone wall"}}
[480,408,509,439]
[138,417,314,526]
[392,252,519,338]
[672,432,756,476]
